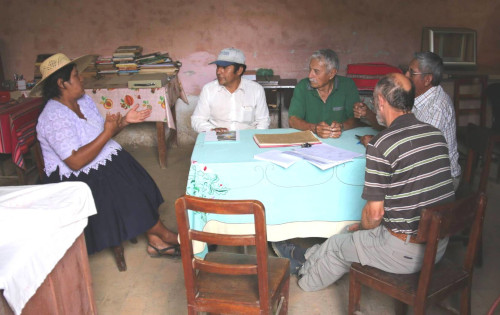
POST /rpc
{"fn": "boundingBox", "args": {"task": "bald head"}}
[374,73,415,112]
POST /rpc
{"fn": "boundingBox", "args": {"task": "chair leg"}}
[279,275,290,315]
[394,300,408,315]
[187,306,197,315]
[348,271,362,314]
[413,303,427,315]
[112,245,127,272]
[475,234,483,267]
[14,166,26,185]
[460,285,471,315]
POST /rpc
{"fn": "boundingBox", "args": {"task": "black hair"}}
[374,74,415,112]
[232,63,247,75]
[41,63,76,102]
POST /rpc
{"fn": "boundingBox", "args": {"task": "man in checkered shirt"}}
[354,52,461,190]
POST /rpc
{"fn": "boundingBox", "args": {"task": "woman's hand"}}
[104,113,121,136]
[123,104,152,126]
[65,113,120,171]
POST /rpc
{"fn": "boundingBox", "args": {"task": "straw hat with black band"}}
[29,53,98,97]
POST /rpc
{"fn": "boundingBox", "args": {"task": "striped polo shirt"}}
[362,113,455,235]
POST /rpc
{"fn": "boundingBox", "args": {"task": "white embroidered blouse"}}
[36,94,122,179]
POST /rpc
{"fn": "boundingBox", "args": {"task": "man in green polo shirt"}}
[288,49,362,138]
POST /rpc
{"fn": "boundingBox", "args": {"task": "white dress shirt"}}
[191,78,270,132]
[413,85,461,178]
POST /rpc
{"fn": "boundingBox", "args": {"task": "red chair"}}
[346,63,403,93]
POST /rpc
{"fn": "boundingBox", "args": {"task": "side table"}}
[0,97,44,184]
[85,75,187,168]
[258,79,297,128]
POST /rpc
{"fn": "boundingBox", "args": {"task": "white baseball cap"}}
[210,47,246,66]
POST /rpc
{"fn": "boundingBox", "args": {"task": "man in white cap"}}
[191,48,270,133]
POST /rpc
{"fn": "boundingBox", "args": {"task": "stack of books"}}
[95,56,117,75]
[136,52,170,65]
[88,46,182,77]
[112,46,143,75]
[112,45,143,63]
[137,52,179,75]
[115,61,138,75]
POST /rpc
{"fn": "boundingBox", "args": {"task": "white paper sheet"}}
[283,143,363,170]
[254,150,302,168]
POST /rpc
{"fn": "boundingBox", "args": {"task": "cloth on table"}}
[0,182,97,315]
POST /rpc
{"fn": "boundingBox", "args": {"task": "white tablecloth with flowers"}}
[85,86,175,128]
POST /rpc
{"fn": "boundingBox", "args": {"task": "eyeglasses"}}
[407,69,431,77]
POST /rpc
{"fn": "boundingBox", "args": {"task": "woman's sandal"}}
[147,243,181,259]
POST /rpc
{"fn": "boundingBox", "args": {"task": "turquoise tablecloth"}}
[186,127,377,255]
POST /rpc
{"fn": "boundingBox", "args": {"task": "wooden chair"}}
[455,125,500,267]
[348,192,487,315]
[453,75,488,127]
[175,195,290,315]
[458,123,500,194]
[34,140,134,272]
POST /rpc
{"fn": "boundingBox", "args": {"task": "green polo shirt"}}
[288,76,360,125]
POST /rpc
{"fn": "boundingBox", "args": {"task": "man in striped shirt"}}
[272,73,455,292]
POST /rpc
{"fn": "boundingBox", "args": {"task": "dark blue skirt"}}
[44,149,163,255]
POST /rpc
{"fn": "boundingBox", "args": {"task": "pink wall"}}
[1,0,499,95]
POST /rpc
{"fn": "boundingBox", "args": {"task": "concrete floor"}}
[81,143,499,315]
[4,142,498,314]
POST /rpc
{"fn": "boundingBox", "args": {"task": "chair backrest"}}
[346,63,402,92]
[174,195,271,311]
[486,83,500,131]
[415,192,487,301]
[33,140,45,181]
[453,75,488,127]
[460,124,500,193]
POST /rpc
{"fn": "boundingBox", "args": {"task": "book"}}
[256,75,280,85]
[115,45,143,52]
[114,46,143,57]
[138,68,178,75]
[140,63,176,68]
[205,130,240,142]
[253,131,321,148]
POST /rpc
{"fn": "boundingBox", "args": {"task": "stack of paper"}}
[254,150,302,168]
[254,143,363,170]
[284,143,363,170]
